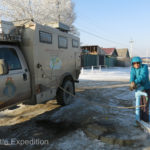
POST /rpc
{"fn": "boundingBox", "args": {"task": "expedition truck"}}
[0,20,81,110]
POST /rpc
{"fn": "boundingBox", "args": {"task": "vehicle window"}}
[0,47,22,70]
[72,39,79,48]
[58,36,68,49]
[39,31,52,44]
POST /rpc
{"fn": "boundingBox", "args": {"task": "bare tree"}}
[0,0,78,34]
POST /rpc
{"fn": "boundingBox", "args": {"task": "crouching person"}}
[130,56,150,122]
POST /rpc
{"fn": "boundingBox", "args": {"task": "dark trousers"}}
[140,89,150,122]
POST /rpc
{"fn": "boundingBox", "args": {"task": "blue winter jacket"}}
[130,57,150,90]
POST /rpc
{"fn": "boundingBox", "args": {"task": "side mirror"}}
[0,59,9,75]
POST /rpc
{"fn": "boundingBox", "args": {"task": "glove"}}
[130,82,136,91]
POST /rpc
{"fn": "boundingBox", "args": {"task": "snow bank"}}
[79,67,130,81]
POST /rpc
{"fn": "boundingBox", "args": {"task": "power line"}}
[78,28,142,54]
[77,16,142,52]
[78,28,129,47]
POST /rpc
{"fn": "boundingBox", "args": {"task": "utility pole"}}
[129,40,134,58]
[146,48,149,63]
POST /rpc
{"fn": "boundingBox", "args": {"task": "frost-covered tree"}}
[0,0,77,34]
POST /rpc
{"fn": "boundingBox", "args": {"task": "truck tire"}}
[56,79,75,106]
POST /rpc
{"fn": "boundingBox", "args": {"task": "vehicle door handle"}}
[23,73,27,81]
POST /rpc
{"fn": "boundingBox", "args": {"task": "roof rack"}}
[0,33,21,42]
[0,20,22,42]
[47,22,70,32]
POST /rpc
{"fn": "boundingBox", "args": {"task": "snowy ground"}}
[0,67,150,150]
[80,67,130,81]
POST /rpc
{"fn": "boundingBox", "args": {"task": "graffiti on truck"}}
[3,77,16,97]
[50,57,62,70]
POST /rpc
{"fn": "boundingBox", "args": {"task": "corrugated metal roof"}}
[101,48,116,55]
[116,48,129,57]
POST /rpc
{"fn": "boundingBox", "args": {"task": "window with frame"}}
[72,39,79,48]
[58,36,68,49]
[0,47,22,70]
[39,31,52,44]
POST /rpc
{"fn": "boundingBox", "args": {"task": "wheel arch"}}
[56,73,75,105]
[58,72,74,86]
[56,72,75,94]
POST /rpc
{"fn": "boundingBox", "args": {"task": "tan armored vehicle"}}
[0,20,81,110]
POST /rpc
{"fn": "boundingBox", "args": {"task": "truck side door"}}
[0,46,31,107]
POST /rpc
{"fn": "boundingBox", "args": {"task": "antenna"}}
[56,0,60,22]
[129,39,134,58]
[29,0,33,19]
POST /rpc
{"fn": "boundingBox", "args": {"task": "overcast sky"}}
[72,0,150,57]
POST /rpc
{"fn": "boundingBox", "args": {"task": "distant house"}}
[101,48,118,67]
[116,48,130,67]
[81,45,106,55]
[101,48,118,57]
[81,45,106,67]
[141,57,150,64]
[116,48,130,58]
[81,46,131,68]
